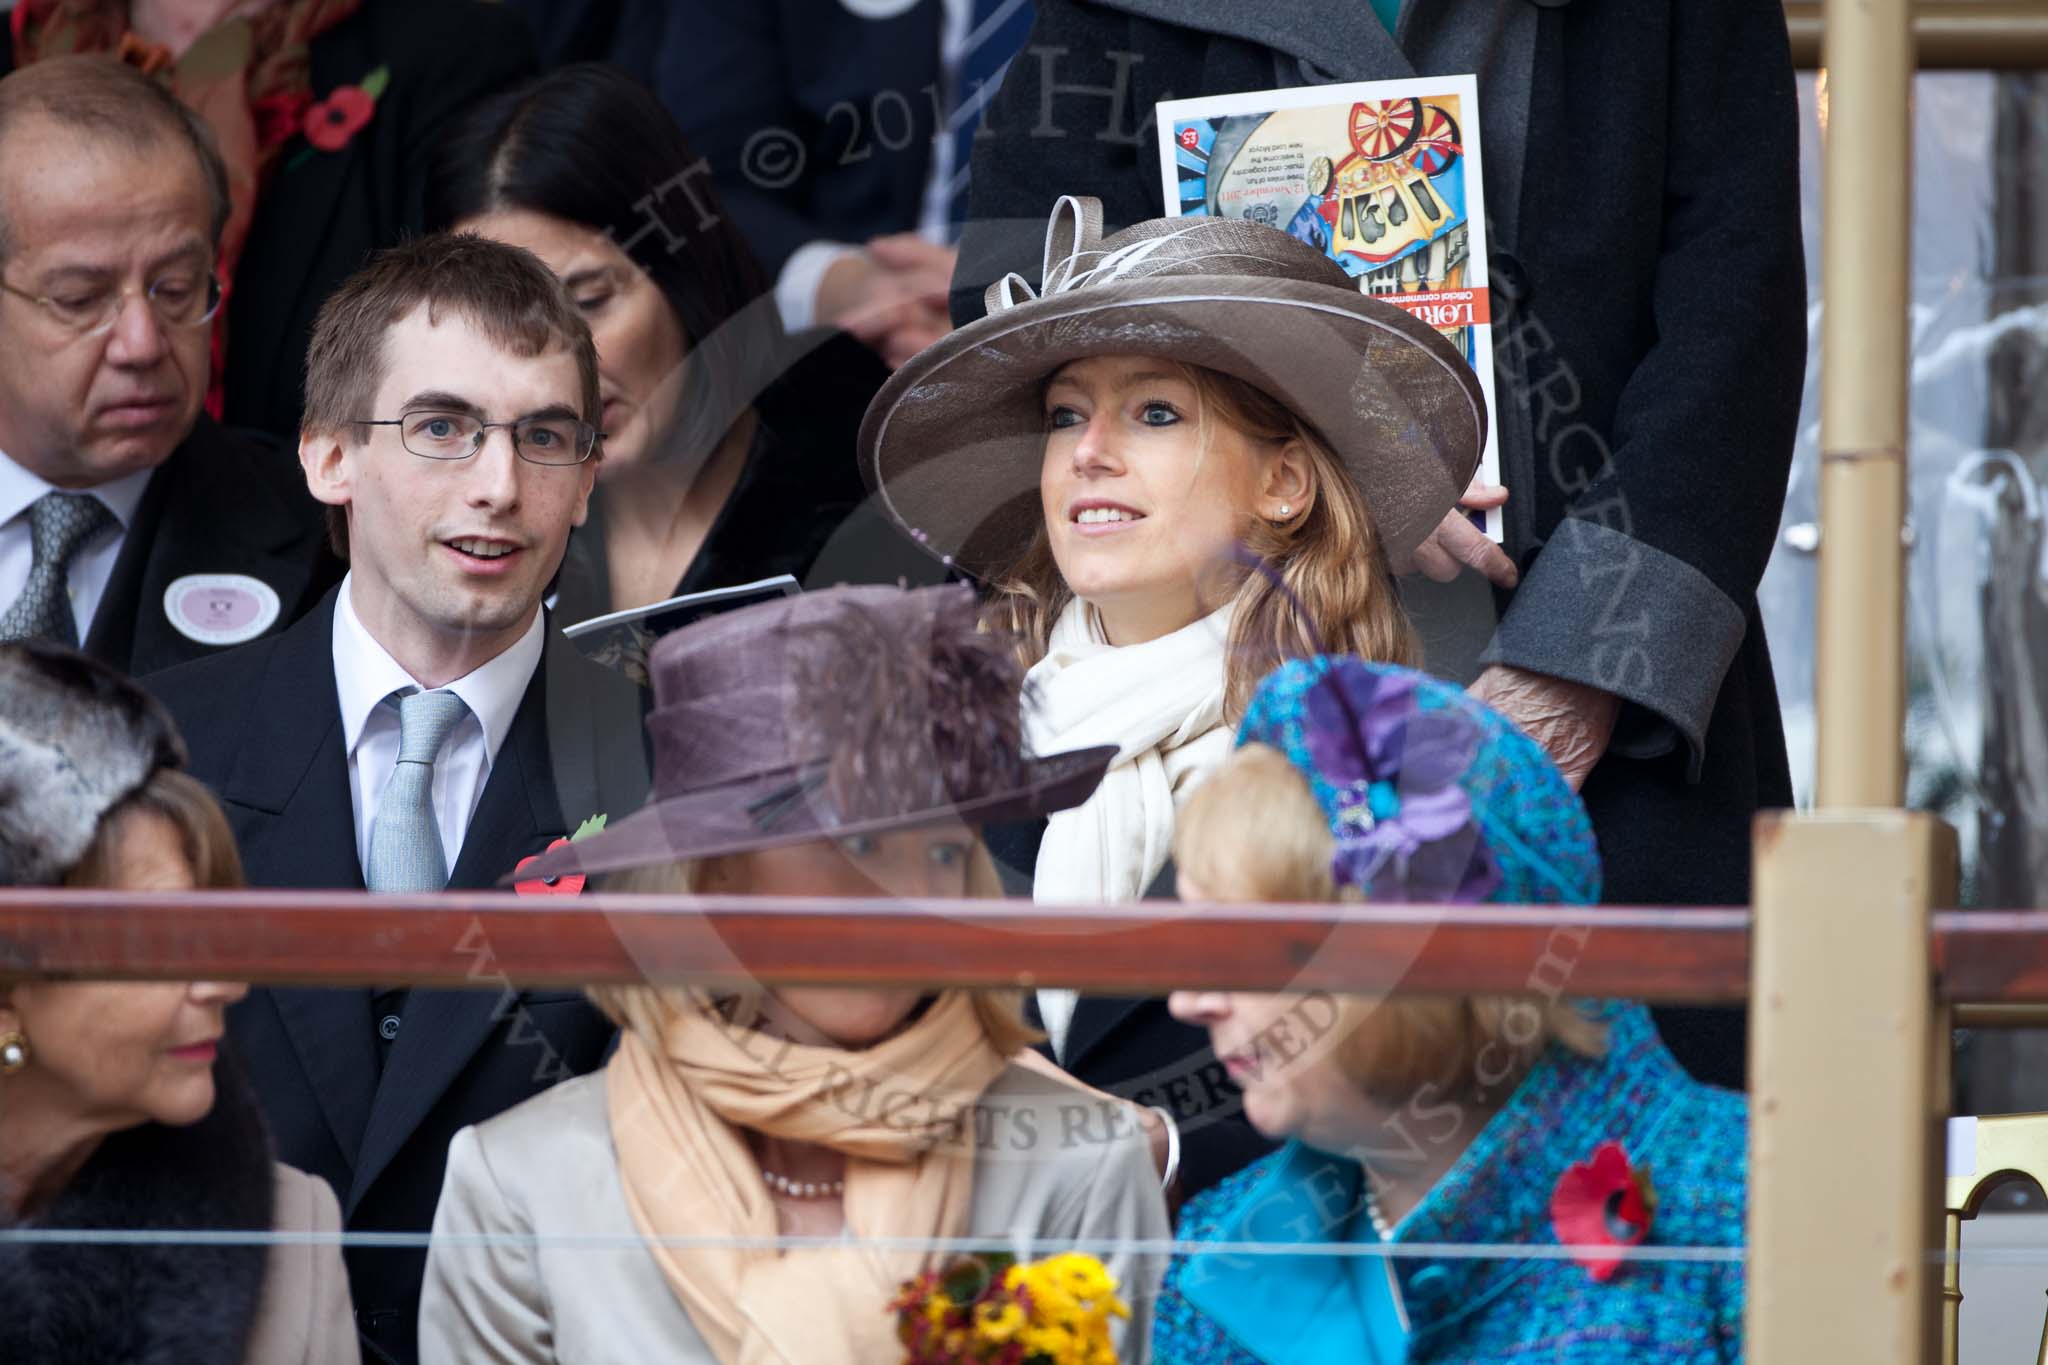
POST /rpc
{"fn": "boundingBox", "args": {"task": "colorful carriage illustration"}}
[1304,98,1465,265]
[1279,96,1473,350]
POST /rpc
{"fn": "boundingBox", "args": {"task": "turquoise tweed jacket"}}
[1153,1003,1747,1363]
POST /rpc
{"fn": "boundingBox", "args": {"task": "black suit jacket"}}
[146,589,648,1365]
[652,0,944,273]
[985,821,1277,1203]
[956,0,1805,1088]
[83,416,339,679]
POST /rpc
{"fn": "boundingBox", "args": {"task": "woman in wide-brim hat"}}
[859,196,1488,1201]
[417,583,1170,1365]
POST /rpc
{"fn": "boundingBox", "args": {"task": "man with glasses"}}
[0,56,334,672]
[149,231,649,1365]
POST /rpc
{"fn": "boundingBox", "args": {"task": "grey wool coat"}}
[417,1062,1170,1363]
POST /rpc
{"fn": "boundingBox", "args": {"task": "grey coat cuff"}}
[1480,518,1747,780]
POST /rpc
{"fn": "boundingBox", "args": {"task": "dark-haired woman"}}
[429,62,930,647]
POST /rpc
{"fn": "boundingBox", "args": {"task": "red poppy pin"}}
[301,64,390,154]
[1549,1141,1657,1282]
[513,813,607,897]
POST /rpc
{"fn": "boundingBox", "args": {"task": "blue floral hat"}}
[1236,659,1600,907]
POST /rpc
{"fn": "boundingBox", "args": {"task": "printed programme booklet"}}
[1157,75,1501,540]
[562,574,801,686]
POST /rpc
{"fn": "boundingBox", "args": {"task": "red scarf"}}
[12,0,364,417]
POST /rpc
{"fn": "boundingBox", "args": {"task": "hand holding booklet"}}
[561,575,801,685]
[1157,75,1502,540]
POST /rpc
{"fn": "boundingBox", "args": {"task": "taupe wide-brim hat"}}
[860,196,1488,577]
[512,583,1114,884]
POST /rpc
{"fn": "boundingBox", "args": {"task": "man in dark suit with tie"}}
[149,232,649,1365]
[0,57,335,674]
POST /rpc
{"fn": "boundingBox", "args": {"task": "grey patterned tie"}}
[364,689,471,893]
[0,492,116,647]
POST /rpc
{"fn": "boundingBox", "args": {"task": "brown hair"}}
[0,55,231,261]
[589,846,1040,1059]
[302,231,603,556]
[63,767,244,891]
[1174,744,1604,1105]
[986,363,1421,719]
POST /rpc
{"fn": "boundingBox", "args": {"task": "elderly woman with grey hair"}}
[0,641,358,1365]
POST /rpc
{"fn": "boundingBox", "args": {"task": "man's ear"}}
[298,427,352,510]
[570,456,598,529]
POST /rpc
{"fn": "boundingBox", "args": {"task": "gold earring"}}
[0,1030,28,1075]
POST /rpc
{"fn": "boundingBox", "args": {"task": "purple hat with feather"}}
[513,583,1115,883]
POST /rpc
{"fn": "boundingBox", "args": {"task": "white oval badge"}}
[164,573,280,647]
[837,0,921,17]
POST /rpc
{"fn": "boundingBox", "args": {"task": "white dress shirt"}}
[332,573,545,878]
[0,449,154,643]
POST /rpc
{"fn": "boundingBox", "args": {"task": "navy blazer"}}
[146,589,649,1365]
[651,0,945,273]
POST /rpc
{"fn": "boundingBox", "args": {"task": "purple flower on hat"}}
[1303,664,1501,901]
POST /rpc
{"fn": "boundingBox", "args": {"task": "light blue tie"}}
[364,689,470,893]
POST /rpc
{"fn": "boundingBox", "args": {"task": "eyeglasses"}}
[0,272,223,336]
[355,410,602,466]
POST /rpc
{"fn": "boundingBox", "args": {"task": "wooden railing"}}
[0,890,1752,997]
[6,888,2048,1004]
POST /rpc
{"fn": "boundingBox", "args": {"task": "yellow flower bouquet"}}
[890,1252,1128,1365]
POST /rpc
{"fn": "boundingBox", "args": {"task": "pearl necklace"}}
[761,1169,845,1200]
[1364,1182,1397,1241]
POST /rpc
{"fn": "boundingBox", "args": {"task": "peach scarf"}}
[606,990,1011,1364]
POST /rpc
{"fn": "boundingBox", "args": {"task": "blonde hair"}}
[588,843,1040,1058]
[987,362,1421,718]
[1174,744,1605,1104]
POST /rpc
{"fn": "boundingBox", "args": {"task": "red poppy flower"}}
[1549,1140,1657,1282]
[514,838,584,897]
[303,85,374,152]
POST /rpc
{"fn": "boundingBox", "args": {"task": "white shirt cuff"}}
[775,240,862,332]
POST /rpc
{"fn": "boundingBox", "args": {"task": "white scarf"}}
[1024,600,1236,906]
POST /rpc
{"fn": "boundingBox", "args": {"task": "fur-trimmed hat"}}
[0,641,186,886]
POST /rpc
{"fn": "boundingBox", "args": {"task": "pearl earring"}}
[0,1030,28,1075]
[1279,503,1291,517]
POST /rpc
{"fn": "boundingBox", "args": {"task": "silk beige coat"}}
[417,1062,1170,1363]
[246,1164,360,1365]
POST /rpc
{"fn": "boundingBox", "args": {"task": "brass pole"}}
[1787,3,2048,69]
[1942,1211,1963,1365]
[1952,1004,2048,1028]
[1814,0,1913,806]
[1746,813,1955,1363]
